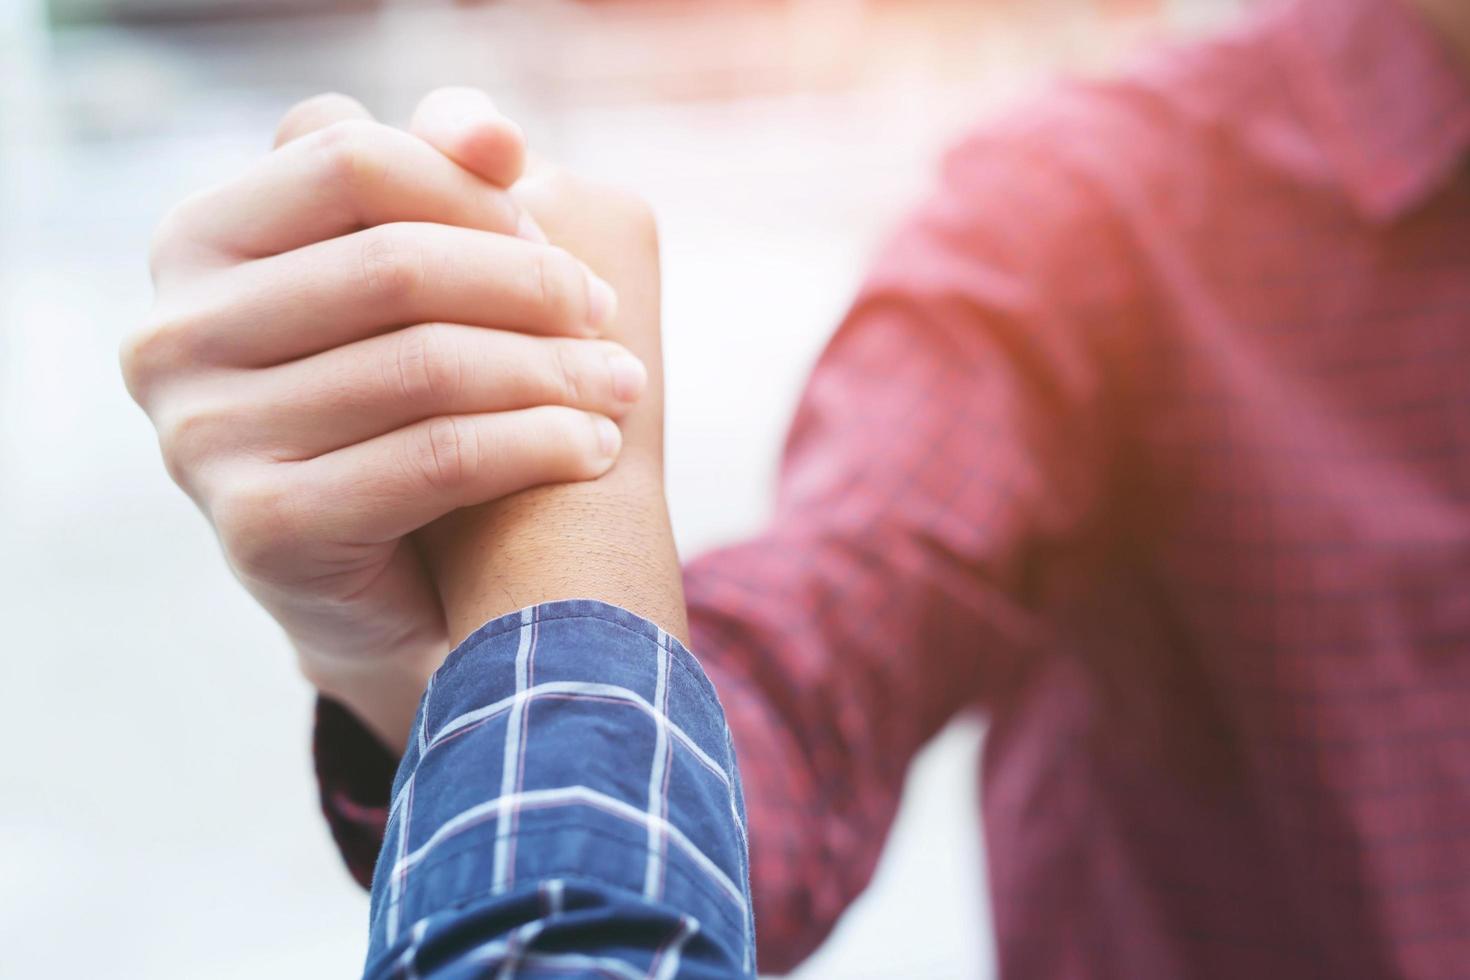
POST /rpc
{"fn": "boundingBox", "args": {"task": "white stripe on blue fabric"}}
[387,650,438,947]
[541,877,564,918]
[465,945,645,980]
[389,784,748,913]
[493,916,547,980]
[492,607,536,895]
[386,680,734,826]
[386,773,414,944]
[433,682,731,784]
[643,628,672,900]
[651,914,700,980]
[417,670,433,758]
[389,916,429,980]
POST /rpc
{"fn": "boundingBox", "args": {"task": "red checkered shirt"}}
[315,0,1470,974]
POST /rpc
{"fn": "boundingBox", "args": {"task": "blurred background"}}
[1,0,1243,976]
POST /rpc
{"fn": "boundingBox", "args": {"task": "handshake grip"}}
[124,86,682,752]
[417,168,690,653]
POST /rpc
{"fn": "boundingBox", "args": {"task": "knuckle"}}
[117,331,152,398]
[146,184,222,282]
[529,246,583,327]
[277,94,325,135]
[547,338,589,405]
[546,407,608,477]
[277,92,362,140]
[358,225,426,306]
[156,402,225,488]
[308,119,381,193]
[147,201,190,282]
[214,477,300,580]
[537,404,586,448]
[119,308,196,397]
[390,324,462,405]
[488,188,522,234]
[411,416,479,495]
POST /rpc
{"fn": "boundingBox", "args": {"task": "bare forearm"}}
[423,457,687,649]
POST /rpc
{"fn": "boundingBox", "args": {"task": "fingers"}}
[274,92,373,148]
[409,87,527,188]
[176,223,617,367]
[162,120,525,262]
[289,407,622,545]
[245,326,647,458]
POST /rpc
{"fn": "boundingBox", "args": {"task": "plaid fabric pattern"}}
[318,0,1470,976]
[361,600,753,979]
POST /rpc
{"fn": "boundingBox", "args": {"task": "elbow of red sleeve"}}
[747,808,890,974]
[755,891,842,975]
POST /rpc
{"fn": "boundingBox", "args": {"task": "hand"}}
[121,90,647,749]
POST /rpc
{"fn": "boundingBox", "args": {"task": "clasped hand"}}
[122,88,667,748]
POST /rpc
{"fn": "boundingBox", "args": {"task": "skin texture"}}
[123,89,647,750]
[419,170,688,652]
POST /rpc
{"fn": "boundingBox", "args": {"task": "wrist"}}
[420,452,685,651]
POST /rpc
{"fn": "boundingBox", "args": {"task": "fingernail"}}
[586,273,618,330]
[516,210,548,244]
[594,415,622,461]
[607,350,647,403]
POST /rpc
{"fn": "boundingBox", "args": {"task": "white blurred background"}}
[0,0,1239,976]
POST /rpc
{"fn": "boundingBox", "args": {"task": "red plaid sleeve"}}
[314,696,397,888]
[315,93,1138,968]
[683,103,1140,971]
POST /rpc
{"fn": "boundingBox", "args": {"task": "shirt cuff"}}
[360,599,753,978]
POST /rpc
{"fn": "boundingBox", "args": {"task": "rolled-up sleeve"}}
[362,599,753,979]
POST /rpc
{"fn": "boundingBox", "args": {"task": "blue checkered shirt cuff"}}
[363,599,754,979]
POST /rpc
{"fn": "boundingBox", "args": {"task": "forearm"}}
[424,458,688,650]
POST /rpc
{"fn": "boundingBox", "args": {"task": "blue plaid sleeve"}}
[363,600,754,979]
